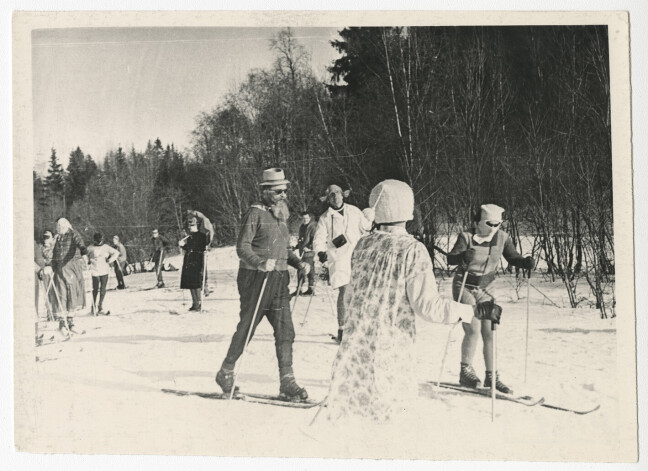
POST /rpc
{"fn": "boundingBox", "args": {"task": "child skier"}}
[447,204,534,394]
[87,232,120,315]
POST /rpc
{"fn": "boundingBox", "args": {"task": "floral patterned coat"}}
[325,228,472,422]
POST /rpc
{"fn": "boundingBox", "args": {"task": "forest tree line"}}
[33,26,614,315]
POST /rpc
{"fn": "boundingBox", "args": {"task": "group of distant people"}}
[35,219,130,332]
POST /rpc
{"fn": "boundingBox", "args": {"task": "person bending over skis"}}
[447,204,534,394]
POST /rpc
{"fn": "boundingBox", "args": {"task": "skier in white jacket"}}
[313,184,372,343]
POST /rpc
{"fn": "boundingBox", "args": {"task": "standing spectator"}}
[292,211,317,296]
[150,228,171,288]
[87,232,120,315]
[313,184,372,344]
[111,235,128,289]
[215,168,311,401]
[186,209,214,296]
[51,218,88,332]
[179,216,209,311]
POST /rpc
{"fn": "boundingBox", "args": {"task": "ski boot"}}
[301,287,314,296]
[279,373,308,401]
[215,368,239,395]
[204,287,211,297]
[188,303,201,312]
[335,329,343,344]
[156,281,165,289]
[459,363,482,388]
[484,371,513,394]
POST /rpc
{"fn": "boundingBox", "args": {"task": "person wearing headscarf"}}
[324,180,503,423]
[446,204,534,394]
[215,168,311,401]
[51,217,88,332]
[313,184,372,343]
[179,215,209,311]
[87,232,120,315]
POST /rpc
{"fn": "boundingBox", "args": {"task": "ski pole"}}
[436,320,461,389]
[299,291,315,328]
[308,396,328,426]
[524,271,531,383]
[41,278,55,321]
[178,247,186,309]
[291,277,304,314]
[528,282,560,308]
[457,270,469,304]
[200,251,208,312]
[228,271,270,401]
[435,270,469,388]
[491,321,497,422]
[49,276,72,336]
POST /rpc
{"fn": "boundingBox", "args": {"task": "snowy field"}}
[25,247,620,461]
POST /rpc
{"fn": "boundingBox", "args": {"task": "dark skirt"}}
[180,250,205,289]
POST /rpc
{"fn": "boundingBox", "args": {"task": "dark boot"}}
[215,368,239,395]
[335,329,343,344]
[58,318,68,332]
[459,363,482,388]
[301,287,314,296]
[279,373,308,401]
[66,317,75,329]
[484,371,513,394]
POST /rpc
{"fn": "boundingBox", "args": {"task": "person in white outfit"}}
[87,232,120,315]
[313,184,372,343]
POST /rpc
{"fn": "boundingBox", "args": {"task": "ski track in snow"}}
[29,246,619,460]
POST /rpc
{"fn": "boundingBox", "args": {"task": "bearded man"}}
[215,168,311,401]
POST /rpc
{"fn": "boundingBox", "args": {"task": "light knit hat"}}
[369,179,414,224]
[480,204,505,222]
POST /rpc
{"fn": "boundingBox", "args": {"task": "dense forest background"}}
[33,26,614,315]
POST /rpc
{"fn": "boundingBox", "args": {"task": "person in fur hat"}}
[215,168,312,401]
[447,204,534,394]
[324,180,503,423]
[313,184,372,343]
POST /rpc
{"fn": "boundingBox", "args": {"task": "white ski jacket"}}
[313,204,372,289]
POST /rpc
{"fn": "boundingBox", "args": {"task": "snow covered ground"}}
[24,246,622,461]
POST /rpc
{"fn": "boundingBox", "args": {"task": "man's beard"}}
[269,200,290,222]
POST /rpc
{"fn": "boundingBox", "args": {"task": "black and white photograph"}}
[10,7,640,468]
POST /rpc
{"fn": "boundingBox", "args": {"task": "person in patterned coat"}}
[324,180,503,423]
[51,218,88,332]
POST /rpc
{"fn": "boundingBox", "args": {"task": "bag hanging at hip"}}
[332,234,347,248]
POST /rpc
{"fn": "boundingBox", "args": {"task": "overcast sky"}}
[31,27,342,173]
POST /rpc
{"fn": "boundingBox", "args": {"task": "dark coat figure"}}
[180,231,208,290]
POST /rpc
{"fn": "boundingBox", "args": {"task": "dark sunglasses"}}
[271,189,288,195]
[43,234,52,239]
[486,221,502,228]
